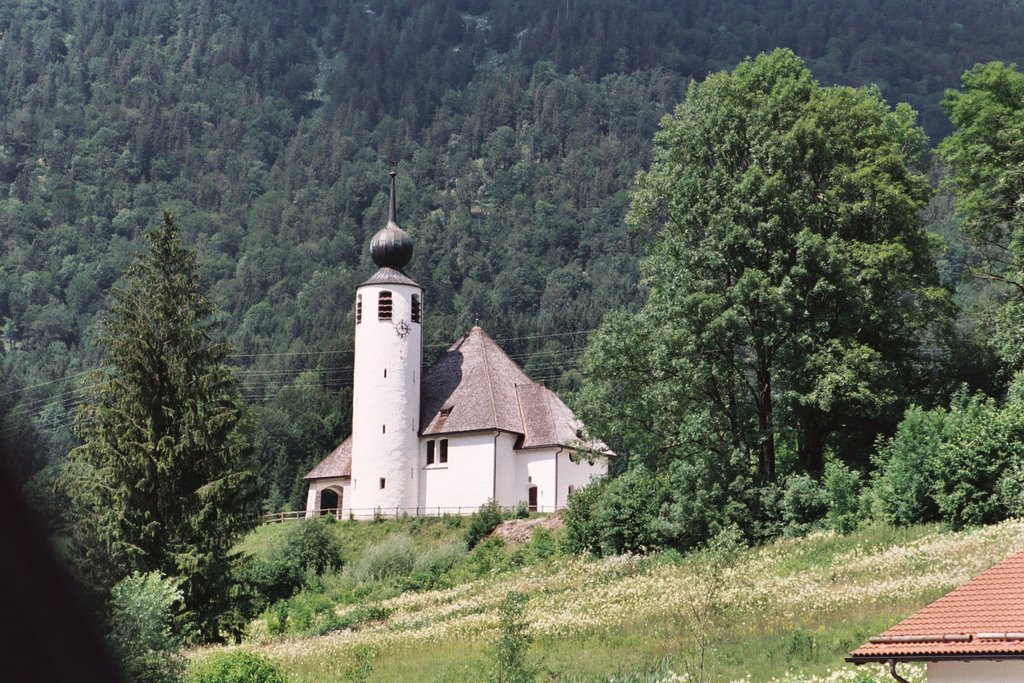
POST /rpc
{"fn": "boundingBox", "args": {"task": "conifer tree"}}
[60,213,257,642]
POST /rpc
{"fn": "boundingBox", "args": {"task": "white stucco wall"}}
[419,431,503,513]
[493,432,519,507]
[515,449,558,511]
[928,660,1024,682]
[304,478,351,518]
[555,449,606,508]
[350,281,422,517]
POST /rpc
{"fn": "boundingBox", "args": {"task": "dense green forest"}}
[3,0,1024,513]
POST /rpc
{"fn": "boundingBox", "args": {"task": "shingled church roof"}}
[304,435,352,480]
[305,326,603,481]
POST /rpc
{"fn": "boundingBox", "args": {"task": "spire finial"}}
[369,172,413,270]
[388,171,397,225]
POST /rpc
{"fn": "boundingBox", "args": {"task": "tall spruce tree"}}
[60,213,257,642]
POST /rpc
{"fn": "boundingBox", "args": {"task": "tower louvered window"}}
[378,291,392,320]
[356,294,362,324]
[411,294,421,323]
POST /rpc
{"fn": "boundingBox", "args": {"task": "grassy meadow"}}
[196,517,1024,682]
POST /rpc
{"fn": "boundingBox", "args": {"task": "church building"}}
[304,174,607,518]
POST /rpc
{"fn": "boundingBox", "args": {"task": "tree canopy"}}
[59,213,257,641]
[577,49,949,483]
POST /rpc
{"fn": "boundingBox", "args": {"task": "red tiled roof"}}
[849,550,1024,661]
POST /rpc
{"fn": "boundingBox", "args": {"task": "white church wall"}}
[304,478,351,519]
[419,431,500,513]
[515,449,558,511]
[555,450,606,508]
[350,281,422,517]
[493,432,519,507]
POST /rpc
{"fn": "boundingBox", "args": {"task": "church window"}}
[426,440,435,465]
[379,478,386,490]
[384,368,387,378]
[378,291,392,320]
[356,294,362,324]
[439,439,449,464]
[411,294,421,323]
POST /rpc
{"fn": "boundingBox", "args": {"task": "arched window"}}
[378,291,392,320]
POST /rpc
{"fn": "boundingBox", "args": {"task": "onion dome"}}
[369,172,413,270]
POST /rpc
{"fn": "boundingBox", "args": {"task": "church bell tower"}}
[349,172,423,516]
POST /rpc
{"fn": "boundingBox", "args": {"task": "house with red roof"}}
[848,549,1024,682]
[303,175,607,519]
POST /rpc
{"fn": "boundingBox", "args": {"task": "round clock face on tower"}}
[394,319,411,337]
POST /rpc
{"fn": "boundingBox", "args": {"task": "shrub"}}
[779,473,828,535]
[524,526,557,561]
[465,500,505,549]
[242,519,344,608]
[871,405,944,526]
[351,533,417,582]
[656,452,752,552]
[281,518,344,575]
[107,571,185,683]
[187,651,285,683]
[405,540,466,589]
[561,476,608,555]
[823,458,864,534]
[239,555,303,607]
[593,469,671,555]
[931,394,1024,529]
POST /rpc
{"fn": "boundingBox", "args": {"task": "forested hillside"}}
[3,0,1023,510]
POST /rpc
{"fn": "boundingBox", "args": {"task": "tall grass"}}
[208,519,1024,682]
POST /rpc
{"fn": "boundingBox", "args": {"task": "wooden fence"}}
[259,504,560,524]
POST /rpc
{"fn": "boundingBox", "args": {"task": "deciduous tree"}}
[579,49,948,482]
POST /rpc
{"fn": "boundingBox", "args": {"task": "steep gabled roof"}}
[303,435,351,480]
[849,549,1024,661]
[420,326,533,436]
[515,382,581,449]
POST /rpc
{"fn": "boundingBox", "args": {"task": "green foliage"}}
[872,406,945,526]
[240,519,344,608]
[187,651,285,683]
[823,459,865,534]
[465,500,505,549]
[780,475,829,536]
[107,572,186,683]
[280,519,344,576]
[57,214,258,641]
[351,533,417,583]
[486,592,536,683]
[872,392,1024,530]
[940,62,1024,371]
[931,395,1024,529]
[560,476,609,555]
[343,646,376,683]
[581,48,946,493]
[594,469,670,555]
[561,458,756,557]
